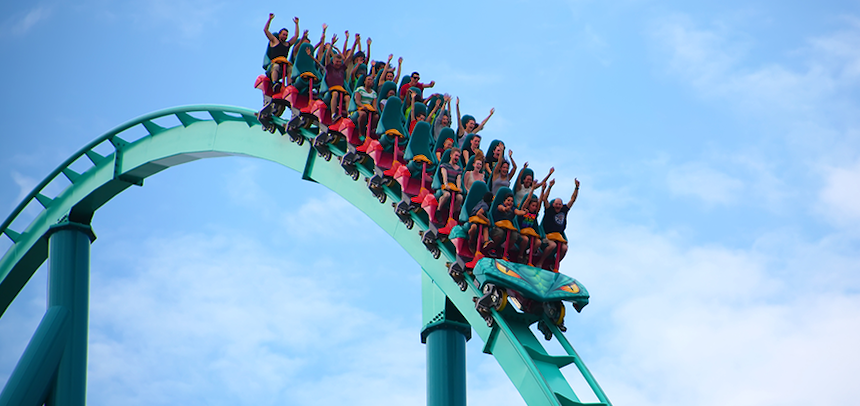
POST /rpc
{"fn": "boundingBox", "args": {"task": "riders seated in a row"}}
[259,16,582,272]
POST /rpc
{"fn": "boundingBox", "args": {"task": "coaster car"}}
[366,96,408,205]
[471,258,589,338]
[487,187,521,262]
[393,121,437,228]
[447,181,491,289]
[278,43,324,144]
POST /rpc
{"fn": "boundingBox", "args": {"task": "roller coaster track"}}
[0,105,610,406]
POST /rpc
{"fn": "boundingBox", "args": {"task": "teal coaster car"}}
[471,257,589,340]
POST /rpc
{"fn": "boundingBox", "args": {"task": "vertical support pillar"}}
[45,221,95,406]
[420,272,470,406]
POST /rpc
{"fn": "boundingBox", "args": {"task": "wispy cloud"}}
[565,213,860,405]
[9,171,36,209]
[86,231,425,406]
[818,158,860,226]
[1,5,52,37]
[666,162,744,206]
[649,13,860,219]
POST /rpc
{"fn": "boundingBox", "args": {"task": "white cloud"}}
[818,158,860,225]
[86,231,425,406]
[666,162,744,205]
[9,171,36,210]
[279,191,374,241]
[1,5,52,37]
[563,212,860,406]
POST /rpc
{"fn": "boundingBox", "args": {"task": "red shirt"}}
[399,82,426,99]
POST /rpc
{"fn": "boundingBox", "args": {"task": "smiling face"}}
[465,119,477,132]
[385,71,394,81]
[332,54,343,67]
[440,114,450,126]
[443,138,454,150]
[278,29,289,42]
[450,150,461,164]
[552,198,564,211]
[470,136,481,151]
[504,196,514,208]
[499,162,509,174]
[493,143,504,158]
[522,175,533,188]
[528,199,539,212]
[473,159,483,171]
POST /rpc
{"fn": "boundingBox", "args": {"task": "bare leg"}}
[536,240,556,268]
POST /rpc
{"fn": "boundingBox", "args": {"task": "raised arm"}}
[342,30,350,57]
[521,185,536,208]
[377,57,391,89]
[491,152,504,180]
[507,150,517,180]
[455,97,463,137]
[346,33,359,60]
[409,91,417,122]
[426,98,442,122]
[264,14,278,45]
[394,57,402,86]
[323,42,334,66]
[291,30,309,60]
[542,179,555,211]
[314,24,328,59]
[366,37,372,63]
[287,17,300,46]
[537,167,555,188]
[475,108,495,133]
[568,178,580,208]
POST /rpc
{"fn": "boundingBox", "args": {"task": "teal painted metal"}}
[45,222,95,406]
[0,105,611,406]
[425,327,467,406]
[421,272,468,406]
[0,306,70,406]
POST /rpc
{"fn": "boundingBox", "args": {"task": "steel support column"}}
[45,221,95,406]
[421,272,470,406]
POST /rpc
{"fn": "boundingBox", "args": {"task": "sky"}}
[1,0,859,405]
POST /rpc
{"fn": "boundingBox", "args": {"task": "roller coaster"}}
[0,104,611,406]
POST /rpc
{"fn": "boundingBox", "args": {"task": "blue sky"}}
[1,1,859,405]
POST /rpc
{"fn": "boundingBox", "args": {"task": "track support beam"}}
[46,222,95,406]
[421,272,470,406]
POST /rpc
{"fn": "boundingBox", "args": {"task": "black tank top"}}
[267,41,290,60]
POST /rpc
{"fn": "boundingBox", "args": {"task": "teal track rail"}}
[0,105,610,406]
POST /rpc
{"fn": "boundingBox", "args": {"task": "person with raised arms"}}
[536,178,580,270]
[263,14,299,91]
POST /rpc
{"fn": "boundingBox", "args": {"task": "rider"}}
[536,178,580,269]
[399,71,435,99]
[514,164,554,207]
[455,97,494,140]
[463,151,486,194]
[323,40,349,119]
[264,14,300,91]
[438,148,464,225]
[351,73,379,136]
[490,150,517,194]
